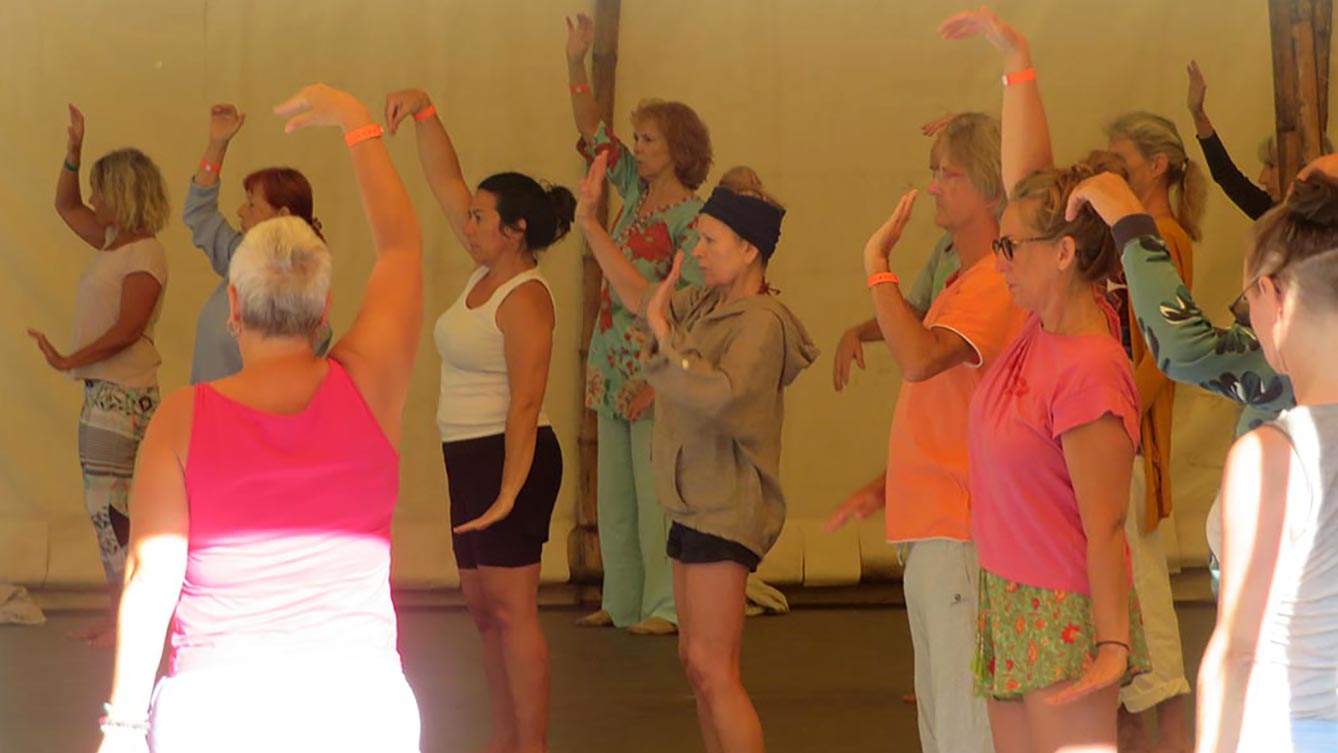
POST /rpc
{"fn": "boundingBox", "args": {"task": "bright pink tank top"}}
[169,360,400,674]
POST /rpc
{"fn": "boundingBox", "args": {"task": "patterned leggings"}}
[78,380,159,582]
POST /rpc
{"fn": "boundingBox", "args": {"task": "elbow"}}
[110,325,147,351]
[508,397,544,422]
[900,354,947,384]
[901,364,933,384]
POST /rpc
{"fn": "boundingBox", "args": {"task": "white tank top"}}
[434,266,553,442]
[1249,403,1338,723]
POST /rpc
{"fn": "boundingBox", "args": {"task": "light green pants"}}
[597,413,676,626]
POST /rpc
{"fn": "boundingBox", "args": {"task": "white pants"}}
[903,540,993,753]
[148,655,422,753]
[1119,461,1191,713]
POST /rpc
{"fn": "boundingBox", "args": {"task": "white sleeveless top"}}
[434,266,553,442]
[1248,403,1338,724]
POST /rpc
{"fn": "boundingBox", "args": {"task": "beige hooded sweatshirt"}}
[638,284,819,558]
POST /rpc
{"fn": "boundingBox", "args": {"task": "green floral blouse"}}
[578,122,705,420]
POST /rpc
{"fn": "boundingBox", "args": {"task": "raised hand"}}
[939,6,1027,59]
[1186,60,1207,117]
[565,13,595,65]
[575,151,609,226]
[67,104,85,153]
[646,252,684,343]
[1064,172,1144,227]
[1047,644,1129,705]
[208,104,246,143]
[921,112,956,139]
[383,89,433,136]
[273,83,368,134]
[863,189,918,277]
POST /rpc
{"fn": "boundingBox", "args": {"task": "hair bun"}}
[1288,172,1338,226]
[718,165,764,194]
[545,184,577,243]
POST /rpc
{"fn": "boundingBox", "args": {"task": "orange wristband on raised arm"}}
[866,272,901,289]
[344,123,384,148]
[1002,67,1036,87]
[412,105,437,122]
[569,83,591,95]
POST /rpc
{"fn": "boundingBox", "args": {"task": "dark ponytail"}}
[478,172,575,254]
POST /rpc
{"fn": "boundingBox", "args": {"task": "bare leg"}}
[1026,679,1120,753]
[1151,696,1191,753]
[1117,707,1152,753]
[673,560,721,753]
[676,560,764,753]
[478,564,548,753]
[986,698,1033,753]
[462,569,518,753]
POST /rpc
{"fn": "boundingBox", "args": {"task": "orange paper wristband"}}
[200,159,221,174]
[569,83,591,95]
[1002,67,1037,87]
[866,272,901,289]
[344,123,384,148]
[412,105,437,122]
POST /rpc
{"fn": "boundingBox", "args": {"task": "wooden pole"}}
[568,0,621,583]
[1269,0,1332,189]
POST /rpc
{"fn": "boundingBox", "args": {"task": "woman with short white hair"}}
[95,84,425,753]
[30,106,170,648]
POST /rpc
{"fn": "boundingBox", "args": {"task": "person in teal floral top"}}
[1067,169,1297,597]
[567,13,712,634]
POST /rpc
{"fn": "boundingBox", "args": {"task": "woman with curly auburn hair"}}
[566,12,714,636]
[30,105,170,648]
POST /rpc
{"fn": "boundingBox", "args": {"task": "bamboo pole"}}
[568,0,621,583]
[1269,0,1332,189]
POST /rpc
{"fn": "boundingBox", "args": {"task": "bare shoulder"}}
[146,386,197,460]
[497,278,555,331]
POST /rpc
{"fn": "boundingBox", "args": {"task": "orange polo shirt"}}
[884,255,1027,543]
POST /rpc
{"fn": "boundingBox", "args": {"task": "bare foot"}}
[66,616,114,642]
[627,616,677,636]
[575,609,613,627]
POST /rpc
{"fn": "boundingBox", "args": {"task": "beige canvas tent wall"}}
[0,0,1286,589]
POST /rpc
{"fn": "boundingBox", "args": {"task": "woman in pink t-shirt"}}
[95,85,424,753]
[942,7,1151,753]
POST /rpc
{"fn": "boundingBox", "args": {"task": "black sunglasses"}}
[991,235,1048,261]
[1228,276,1263,329]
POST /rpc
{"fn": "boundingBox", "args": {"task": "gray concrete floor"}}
[0,603,1216,753]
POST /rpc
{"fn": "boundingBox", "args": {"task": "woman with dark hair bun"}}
[385,87,573,753]
[183,104,330,383]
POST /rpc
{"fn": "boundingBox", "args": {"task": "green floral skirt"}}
[972,569,1151,701]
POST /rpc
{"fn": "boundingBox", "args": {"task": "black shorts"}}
[666,522,761,572]
[443,427,563,569]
